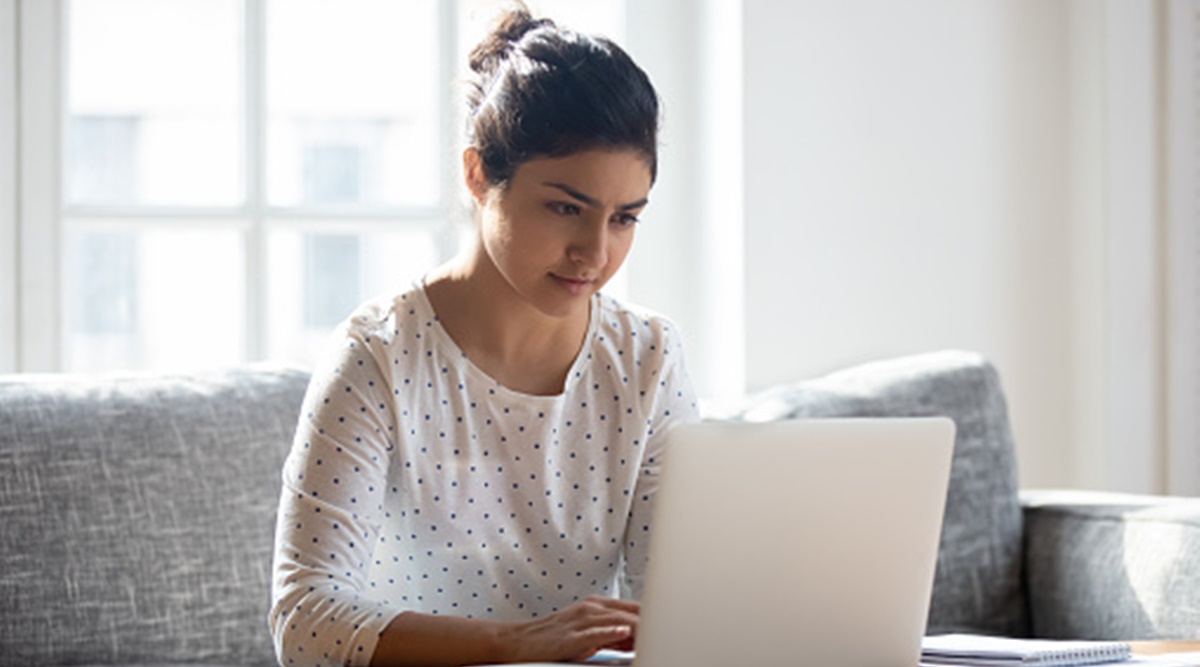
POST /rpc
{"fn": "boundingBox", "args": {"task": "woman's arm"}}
[369,597,639,667]
[274,318,641,667]
[620,321,702,598]
[270,324,404,667]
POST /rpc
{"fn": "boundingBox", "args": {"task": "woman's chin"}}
[529,285,594,320]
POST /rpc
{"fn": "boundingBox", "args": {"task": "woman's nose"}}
[568,220,608,269]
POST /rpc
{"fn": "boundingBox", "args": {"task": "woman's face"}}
[467,148,652,319]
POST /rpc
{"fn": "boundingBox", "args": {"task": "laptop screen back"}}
[634,418,955,667]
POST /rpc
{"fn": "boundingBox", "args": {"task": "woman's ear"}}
[462,148,490,205]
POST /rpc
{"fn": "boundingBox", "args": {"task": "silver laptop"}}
[633,417,955,667]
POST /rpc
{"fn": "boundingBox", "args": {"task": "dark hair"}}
[465,8,660,187]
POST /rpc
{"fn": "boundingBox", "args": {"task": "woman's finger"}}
[601,633,636,653]
[567,624,634,661]
[578,610,639,637]
[573,598,639,627]
[588,596,640,613]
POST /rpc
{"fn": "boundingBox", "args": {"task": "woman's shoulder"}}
[593,292,687,358]
[308,284,435,385]
[590,293,697,412]
[336,284,430,346]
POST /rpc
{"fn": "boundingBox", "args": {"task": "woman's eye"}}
[613,213,640,227]
[548,201,581,216]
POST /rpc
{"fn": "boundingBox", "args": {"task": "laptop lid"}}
[633,417,955,667]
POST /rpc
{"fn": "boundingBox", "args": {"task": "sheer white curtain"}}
[1167,0,1200,495]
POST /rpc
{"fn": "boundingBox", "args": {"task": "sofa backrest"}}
[0,366,309,667]
[0,353,1025,663]
[725,350,1030,637]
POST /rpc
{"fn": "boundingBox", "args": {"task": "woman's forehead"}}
[511,149,653,201]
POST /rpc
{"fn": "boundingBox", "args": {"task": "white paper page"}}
[1126,653,1200,667]
[499,649,635,667]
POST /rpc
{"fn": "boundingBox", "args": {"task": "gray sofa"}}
[1,351,1197,666]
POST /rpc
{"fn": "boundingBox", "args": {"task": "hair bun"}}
[468,8,555,74]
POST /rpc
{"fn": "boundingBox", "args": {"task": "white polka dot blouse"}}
[269,284,701,667]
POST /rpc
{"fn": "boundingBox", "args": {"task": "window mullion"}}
[1,0,17,373]
[63,205,252,219]
[62,204,440,221]
[19,0,62,372]
[62,217,253,233]
[437,0,459,263]
[245,0,266,362]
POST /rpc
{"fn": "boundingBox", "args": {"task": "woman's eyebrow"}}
[543,182,648,211]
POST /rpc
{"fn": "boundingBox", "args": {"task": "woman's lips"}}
[550,273,593,295]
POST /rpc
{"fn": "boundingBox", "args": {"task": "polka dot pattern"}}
[269,284,700,667]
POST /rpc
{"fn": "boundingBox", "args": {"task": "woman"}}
[270,8,699,666]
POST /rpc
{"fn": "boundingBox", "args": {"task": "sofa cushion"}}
[725,350,1029,636]
[1023,490,1200,639]
[69,664,249,667]
[0,367,309,667]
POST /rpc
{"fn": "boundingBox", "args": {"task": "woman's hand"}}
[496,596,640,663]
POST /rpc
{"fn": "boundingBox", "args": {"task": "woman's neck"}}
[422,252,591,396]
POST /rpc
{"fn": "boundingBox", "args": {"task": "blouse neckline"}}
[410,280,600,404]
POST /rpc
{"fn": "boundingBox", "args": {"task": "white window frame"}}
[13,0,460,373]
[18,0,61,372]
[0,0,17,373]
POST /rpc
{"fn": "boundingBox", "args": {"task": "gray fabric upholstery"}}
[6,351,1195,666]
[0,367,309,667]
[725,350,1029,637]
[1022,490,1200,640]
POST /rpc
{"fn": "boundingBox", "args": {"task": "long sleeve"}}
[618,321,701,600]
[270,325,403,667]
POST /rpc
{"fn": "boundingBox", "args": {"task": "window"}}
[57,0,445,372]
[6,0,626,373]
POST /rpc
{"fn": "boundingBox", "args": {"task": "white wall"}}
[741,0,1076,488]
[623,0,703,389]
[626,0,745,402]
[627,0,1172,491]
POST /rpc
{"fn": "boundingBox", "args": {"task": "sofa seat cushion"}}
[724,350,1028,637]
[0,367,309,667]
[68,664,253,667]
[1023,490,1200,639]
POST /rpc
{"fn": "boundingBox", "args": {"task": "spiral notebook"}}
[921,634,1133,667]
